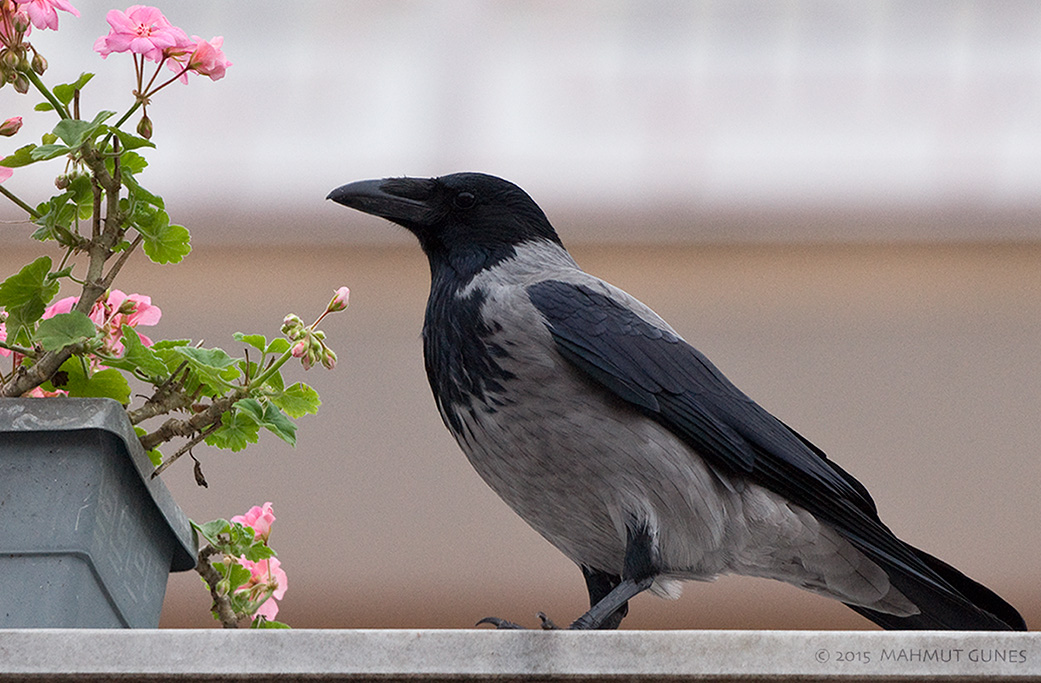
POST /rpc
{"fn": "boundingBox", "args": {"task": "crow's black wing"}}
[528,279,1025,630]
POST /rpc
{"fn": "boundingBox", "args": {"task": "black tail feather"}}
[848,545,1026,631]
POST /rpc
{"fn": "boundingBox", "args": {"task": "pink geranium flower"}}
[187,36,230,80]
[0,166,11,183]
[231,502,276,542]
[43,290,161,356]
[237,557,288,621]
[12,0,78,31]
[93,5,189,62]
[166,35,231,84]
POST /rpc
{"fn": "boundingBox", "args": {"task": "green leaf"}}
[170,345,240,393]
[172,345,239,370]
[34,102,55,112]
[205,409,260,452]
[243,542,276,562]
[233,332,267,353]
[0,256,56,308]
[123,173,164,209]
[152,339,191,350]
[0,256,59,342]
[1,144,39,168]
[35,311,96,352]
[234,397,265,423]
[136,209,191,264]
[192,519,231,546]
[120,325,170,379]
[266,338,291,355]
[30,144,72,161]
[52,72,94,105]
[119,150,148,174]
[265,365,284,392]
[31,192,78,243]
[111,128,155,151]
[272,382,321,418]
[57,356,132,403]
[260,401,297,446]
[52,110,115,147]
[226,561,253,592]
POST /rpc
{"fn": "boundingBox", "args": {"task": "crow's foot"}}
[476,613,561,630]
[475,616,525,629]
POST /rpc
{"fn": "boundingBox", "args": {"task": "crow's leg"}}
[568,522,659,630]
[581,566,627,629]
[478,523,659,630]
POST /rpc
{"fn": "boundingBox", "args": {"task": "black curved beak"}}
[327,177,440,229]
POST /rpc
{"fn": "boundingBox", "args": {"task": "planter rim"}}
[0,397,196,571]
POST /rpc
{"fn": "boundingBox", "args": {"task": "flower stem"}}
[0,184,40,219]
[111,100,143,133]
[249,347,295,389]
[22,68,69,120]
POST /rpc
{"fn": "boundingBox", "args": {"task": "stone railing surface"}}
[0,629,1038,681]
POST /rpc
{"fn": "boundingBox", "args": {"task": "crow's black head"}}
[328,173,562,276]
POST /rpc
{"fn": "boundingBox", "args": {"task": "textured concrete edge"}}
[0,630,1037,679]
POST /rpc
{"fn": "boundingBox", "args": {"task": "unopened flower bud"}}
[0,116,22,137]
[1,50,19,71]
[54,174,70,190]
[13,12,29,33]
[327,286,350,313]
[281,314,304,339]
[136,114,153,140]
[291,340,306,358]
[12,73,29,94]
[321,348,337,370]
[31,52,47,76]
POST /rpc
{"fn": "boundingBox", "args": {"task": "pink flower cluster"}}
[94,5,230,82]
[45,289,160,356]
[1,290,159,396]
[232,502,276,543]
[2,0,79,34]
[231,502,287,621]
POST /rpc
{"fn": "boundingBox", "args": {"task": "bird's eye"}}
[453,192,476,209]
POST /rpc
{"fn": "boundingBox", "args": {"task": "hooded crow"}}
[328,172,1025,631]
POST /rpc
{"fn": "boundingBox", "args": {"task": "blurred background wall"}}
[1,1,1039,629]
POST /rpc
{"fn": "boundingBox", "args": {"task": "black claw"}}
[476,616,526,629]
[536,612,560,630]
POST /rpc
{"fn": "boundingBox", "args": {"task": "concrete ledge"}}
[0,629,1038,681]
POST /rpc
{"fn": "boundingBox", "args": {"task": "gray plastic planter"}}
[0,397,197,628]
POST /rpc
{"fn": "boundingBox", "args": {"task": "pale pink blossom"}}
[0,166,11,183]
[12,0,78,31]
[43,290,161,355]
[185,36,230,81]
[231,502,276,542]
[237,557,287,621]
[0,116,22,137]
[93,5,189,62]
[0,322,10,357]
[43,295,77,318]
